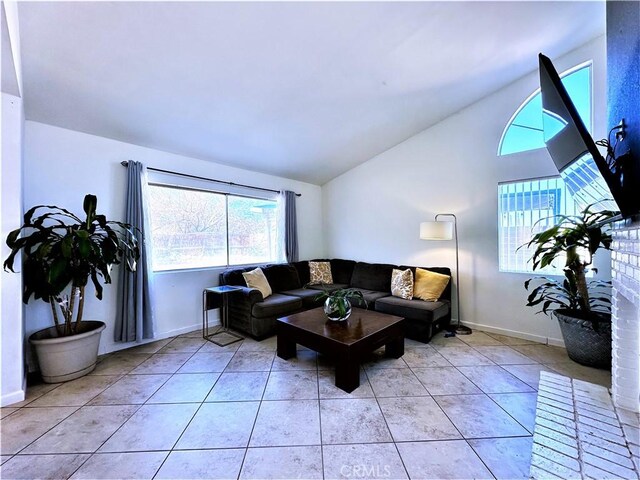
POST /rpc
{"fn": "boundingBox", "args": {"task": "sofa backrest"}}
[350,262,396,292]
[221,260,452,301]
[291,258,355,286]
[220,266,253,287]
[263,264,302,292]
[328,259,357,284]
[220,263,301,292]
[291,260,311,285]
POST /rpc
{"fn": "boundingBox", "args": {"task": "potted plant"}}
[522,205,616,369]
[313,287,367,322]
[4,194,139,383]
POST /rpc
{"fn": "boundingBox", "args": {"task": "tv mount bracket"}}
[596,118,628,173]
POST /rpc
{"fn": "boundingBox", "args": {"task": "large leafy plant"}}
[4,194,139,336]
[522,205,616,324]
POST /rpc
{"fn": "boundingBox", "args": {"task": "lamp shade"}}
[420,221,454,240]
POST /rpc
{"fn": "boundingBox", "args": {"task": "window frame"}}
[497,61,593,157]
[147,181,279,273]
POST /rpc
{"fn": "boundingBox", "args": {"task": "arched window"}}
[498,63,592,156]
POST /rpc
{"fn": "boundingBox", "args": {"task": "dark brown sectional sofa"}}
[219,259,452,343]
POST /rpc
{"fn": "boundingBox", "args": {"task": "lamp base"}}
[455,324,472,335]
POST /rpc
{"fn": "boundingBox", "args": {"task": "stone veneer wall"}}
[610,218,640,412]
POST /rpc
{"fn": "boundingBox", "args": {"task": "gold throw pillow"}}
[391,268,414,300]
[242,267,272,299]
[309,261,333,284]
[413,268,450,301]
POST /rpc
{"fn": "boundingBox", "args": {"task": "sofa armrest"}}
[226,287,263,335]
[232,286,264,303]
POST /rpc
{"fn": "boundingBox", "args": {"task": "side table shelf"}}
[202,286,244,347]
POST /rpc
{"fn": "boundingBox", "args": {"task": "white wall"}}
[1,1,22,96]
[1,0,25,406]
[1,93,25,405]
[23,121,323,359]
[322,37,609,345]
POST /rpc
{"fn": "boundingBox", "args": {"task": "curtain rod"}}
[120,161,301,197]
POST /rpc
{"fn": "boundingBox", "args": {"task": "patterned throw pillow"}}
[309,261,333,284]
[391,268,414,300]
[242,267,272,299]
[413,268,450,301]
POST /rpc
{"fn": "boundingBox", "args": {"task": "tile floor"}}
[0,329,612,479]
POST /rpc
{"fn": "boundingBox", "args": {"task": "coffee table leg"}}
[277,334,296,360]
[385,336,404,359]
[335,355,360,393]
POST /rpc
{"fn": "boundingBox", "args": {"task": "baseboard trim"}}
[1,388,25,407]
[459,320,565,347]
[100,322,216,355]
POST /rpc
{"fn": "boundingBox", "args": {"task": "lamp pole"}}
[434,213,471,335]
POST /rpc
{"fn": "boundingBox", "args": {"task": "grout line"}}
[4,405,83,456]
[316,353,325,480]
[465,440,500,480]
[235,346,276,479]
[8,330,583,479]
[362,363,411,480]
[83,344,204,479]
[452,366,536,435]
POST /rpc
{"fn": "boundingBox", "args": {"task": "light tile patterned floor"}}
[0,329,612,479]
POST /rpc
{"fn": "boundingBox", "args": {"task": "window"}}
[228,196,278,266]
[148,184,278,271]
[498,177,579,274]
[498,63,592,156]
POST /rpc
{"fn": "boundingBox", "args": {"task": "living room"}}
[1,1,639,479]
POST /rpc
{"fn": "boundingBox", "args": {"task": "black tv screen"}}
[539,53,636,218]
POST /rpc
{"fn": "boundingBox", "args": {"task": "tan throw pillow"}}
[242,268,272,299]
[414,268,450,301]
[391,268,414,300]
[309,261,333,284]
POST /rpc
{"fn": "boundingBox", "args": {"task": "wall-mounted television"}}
[539,53,639,219]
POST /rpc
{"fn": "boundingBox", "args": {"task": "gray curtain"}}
[282,190,299,262]
[115,160,156,342]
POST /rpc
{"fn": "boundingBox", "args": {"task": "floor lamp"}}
[419,214,472,335]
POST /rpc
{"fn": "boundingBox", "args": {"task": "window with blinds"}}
[498,177,578,274]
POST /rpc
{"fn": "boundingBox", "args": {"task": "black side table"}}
[202,286,244,347]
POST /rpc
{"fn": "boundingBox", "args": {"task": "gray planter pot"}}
[555,310,611,370]
[29,321,106,383]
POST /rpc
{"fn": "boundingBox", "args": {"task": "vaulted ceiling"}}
[18,1,605,184]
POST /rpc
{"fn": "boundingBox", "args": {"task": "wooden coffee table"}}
[276,307,405,393]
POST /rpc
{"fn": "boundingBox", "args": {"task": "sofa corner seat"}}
[375,296,450,343]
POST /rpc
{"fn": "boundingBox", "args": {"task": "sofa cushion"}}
[375,296,450,323]
[349,289,391,309]
[251,294,303,319]
[391,268,414,300]
[329,259,357,284]
[350,262,395,292]
[414,268,450,301]
[262,264,302,292]
[309,261,333,284]
[306,283,350,293]
[242,268,273,299]
[291,261,311,285]
[281,288,323,308]
[399,266,452,301]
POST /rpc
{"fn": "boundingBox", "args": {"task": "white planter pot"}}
[29,321,106,383]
